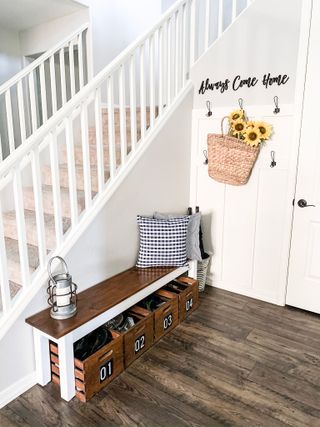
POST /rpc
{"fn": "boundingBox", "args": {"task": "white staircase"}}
[0,0,252,339]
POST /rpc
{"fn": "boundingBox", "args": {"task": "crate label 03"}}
[163,313,173,330]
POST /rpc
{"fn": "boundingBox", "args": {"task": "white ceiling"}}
[0,0,86,31]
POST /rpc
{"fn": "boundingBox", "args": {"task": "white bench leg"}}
[33,329,51,386]
[188,260,197,279]
[58,333,76,401]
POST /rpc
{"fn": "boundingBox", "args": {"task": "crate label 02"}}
[186,298,193,312]
[99,359,113,382]
[134,334,145,353]
[163,313,173,330]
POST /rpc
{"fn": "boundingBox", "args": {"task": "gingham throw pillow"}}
[136,215,189,267]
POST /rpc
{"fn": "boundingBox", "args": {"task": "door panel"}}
[286,0,320,313]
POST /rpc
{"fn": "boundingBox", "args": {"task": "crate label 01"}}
[134,334,145,353]
[186,298,193,312]
[100,359,113,382]
[163,313,173,330]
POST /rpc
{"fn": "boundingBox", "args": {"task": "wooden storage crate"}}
[160,276,200,321]
[134,293,179,342]
[50,330,124,402]
[117,310,154,368]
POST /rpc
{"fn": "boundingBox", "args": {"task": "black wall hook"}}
[203,149,208,165]
[273,96,280,114]
[206,100,212,117]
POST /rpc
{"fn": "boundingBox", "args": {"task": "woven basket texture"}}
[207,133,260,185]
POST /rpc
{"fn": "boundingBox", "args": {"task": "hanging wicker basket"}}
[207,117,260,186]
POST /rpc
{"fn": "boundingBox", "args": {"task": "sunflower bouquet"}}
[228,109,273,147]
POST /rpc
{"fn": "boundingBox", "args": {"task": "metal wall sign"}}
[198,73,290,95]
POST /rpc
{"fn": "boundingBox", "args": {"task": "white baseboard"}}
[0,371,36,409]
[206,278,284,306]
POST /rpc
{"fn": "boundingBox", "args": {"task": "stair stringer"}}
[0,81,193,342]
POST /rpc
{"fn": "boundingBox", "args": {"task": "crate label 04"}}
[186,298,193,312]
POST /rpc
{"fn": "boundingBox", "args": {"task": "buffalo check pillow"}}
[136,215,189,267]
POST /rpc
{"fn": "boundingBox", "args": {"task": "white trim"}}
[0,372,36,409]
[207,278,285,306]
[0,82,193,341]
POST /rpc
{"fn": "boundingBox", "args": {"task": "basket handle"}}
[221,116,229,136]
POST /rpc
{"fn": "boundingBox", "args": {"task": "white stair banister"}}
[0,0,253,340]
[0,24,89,162]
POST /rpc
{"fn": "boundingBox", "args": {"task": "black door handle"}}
[297,199,316,208]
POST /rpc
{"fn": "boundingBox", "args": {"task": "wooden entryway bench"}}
[26,264,195,401]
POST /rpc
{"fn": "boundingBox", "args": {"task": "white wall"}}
[190,105,296,305]
[80,0,163,74]
[19,9,89,57]
[191,0,302,108]
[0,89,193,405]
[0,26,22,85]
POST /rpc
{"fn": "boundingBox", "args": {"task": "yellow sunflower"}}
[246,120,256,128]
[229,109,245,122]
[244,126,262,147]
[231,118,246,137]
[255,121,273,140]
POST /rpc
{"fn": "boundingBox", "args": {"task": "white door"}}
[286,0,320,313]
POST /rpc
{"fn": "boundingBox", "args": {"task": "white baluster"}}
[78,32,84,89]
[107,75,116,179]
[17,80,26,143]
[129,54,137,152]
[65,117,78,226]
[49,55,57,115]
[13,169,30,287]
[175,7,182,95]
[5,90,15,154]
[80,103,92,209]
[59,48,67,105]
[149,35,155,127]
[189,0,196,67]
[49,132,63,246]
[204,0,211,51]
[139,43,146,139]
[218,0,223,36]
[94,88,105,192]
[0,199,11,313]
[39,62,48,123]
[28,71,38,133]
[119,65,127,164]
[0,134,3,161]
[182,2,188,85]
[232,0,237,21]
[167,18,172,106]
[158,26,164,116]
[31,147,47,267]
[69,41,76,97]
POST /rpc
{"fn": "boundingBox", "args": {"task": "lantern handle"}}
[48,256,69,284]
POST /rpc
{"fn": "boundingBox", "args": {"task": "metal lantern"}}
[47,256,77,320]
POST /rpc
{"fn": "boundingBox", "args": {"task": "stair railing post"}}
[189,0,196,68]
[0,198,11,313]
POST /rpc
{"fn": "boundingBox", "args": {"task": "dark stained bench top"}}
[26,266,176,339]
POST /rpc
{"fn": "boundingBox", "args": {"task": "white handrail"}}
[0,23,89,95]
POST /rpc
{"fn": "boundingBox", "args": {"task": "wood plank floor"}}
[1,287,320,427]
